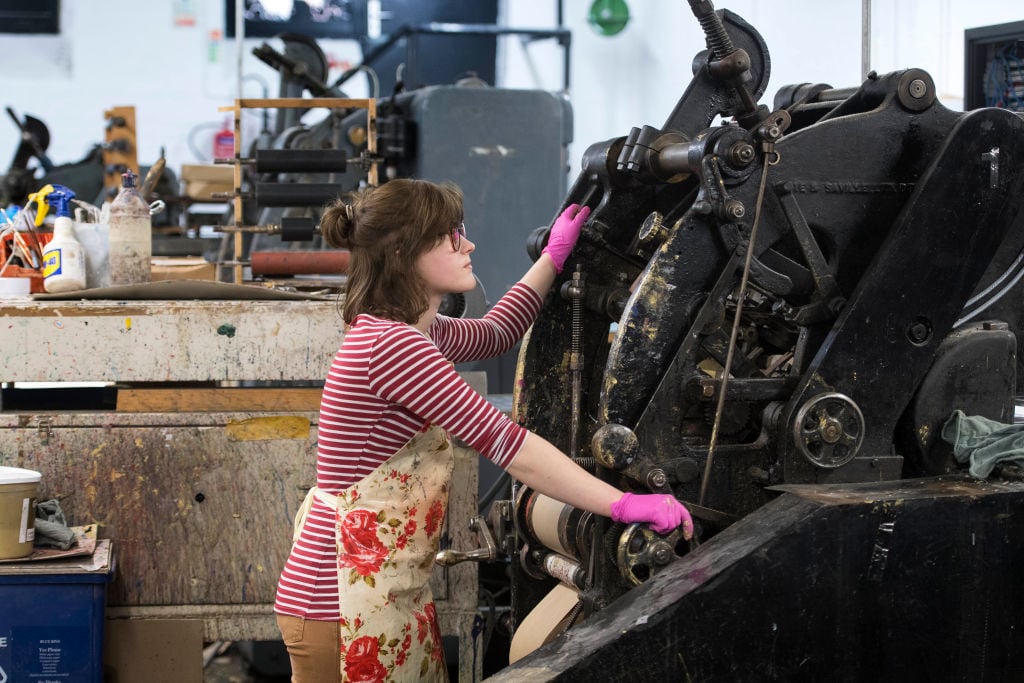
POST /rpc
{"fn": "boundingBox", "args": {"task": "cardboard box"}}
[104,618,203,683]
[180,164,233,200]
[151,257,217,282]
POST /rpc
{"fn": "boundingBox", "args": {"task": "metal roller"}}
[252,148,349,173]
[542,552,587,590]
[254,182,342,207]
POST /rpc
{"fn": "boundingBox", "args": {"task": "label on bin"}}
[2,626,90,680]
[19,498,34,544]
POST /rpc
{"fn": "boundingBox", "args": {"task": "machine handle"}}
[434,515,498,566]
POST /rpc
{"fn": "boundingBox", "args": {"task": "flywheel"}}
[791,392,864,468]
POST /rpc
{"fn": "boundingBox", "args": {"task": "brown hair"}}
[320,178,464,324]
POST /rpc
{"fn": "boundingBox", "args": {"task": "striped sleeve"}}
[433,282,543,362]
[368,324,527,468]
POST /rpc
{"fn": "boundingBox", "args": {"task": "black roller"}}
[255,182,342,207]
[280,216,317,241]
[253,148,349,173]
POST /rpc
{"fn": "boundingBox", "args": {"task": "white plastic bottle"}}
[42,185,87,293]
[108,170,152,285]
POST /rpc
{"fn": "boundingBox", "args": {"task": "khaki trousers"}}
[276,613,340,683]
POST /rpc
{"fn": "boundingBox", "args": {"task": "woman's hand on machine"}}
[542,203,591,273]
[610,492,694,539]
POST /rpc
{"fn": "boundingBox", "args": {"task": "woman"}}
[275,178,692,681]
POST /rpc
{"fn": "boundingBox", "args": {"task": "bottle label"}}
[43,248,63,277]
[214,130,234,159]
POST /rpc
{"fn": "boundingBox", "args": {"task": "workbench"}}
[0,297,483,680]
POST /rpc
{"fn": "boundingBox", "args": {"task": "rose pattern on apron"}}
[333,424,455,682]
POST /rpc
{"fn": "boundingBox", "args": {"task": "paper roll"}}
[508,583,581,664]
[529,493,572,556]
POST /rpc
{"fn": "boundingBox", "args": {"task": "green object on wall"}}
[588,0,630,36]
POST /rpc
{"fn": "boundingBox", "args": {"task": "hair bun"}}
[320,199,355,248]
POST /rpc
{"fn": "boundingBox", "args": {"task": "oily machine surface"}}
[492,1,1024,680]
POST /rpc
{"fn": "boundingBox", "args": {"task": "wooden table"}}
[0,298,483,680]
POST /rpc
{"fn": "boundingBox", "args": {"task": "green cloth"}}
[940,409,1024,479]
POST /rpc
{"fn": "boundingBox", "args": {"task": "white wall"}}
[0,1,1020,190]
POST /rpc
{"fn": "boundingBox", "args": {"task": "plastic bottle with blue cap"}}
[41,184,87,293]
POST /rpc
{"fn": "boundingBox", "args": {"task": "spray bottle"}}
[41,184,87,293]
[213,117,235,161]
[26,184,55,228]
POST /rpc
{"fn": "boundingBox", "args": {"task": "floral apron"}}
[329,424,454,682]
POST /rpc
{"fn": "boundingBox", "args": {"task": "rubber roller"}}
[279,216,318,242]
[252,148,349,173]
[251,250,350,276]
[255,183,343,207]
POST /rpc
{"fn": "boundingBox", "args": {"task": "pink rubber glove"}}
[542,203,591,273]
[610,492,694,538]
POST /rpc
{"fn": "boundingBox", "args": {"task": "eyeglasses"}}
[449,223,466,251]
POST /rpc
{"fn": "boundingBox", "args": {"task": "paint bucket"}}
[0,466,41,559]
[0,276,32,298]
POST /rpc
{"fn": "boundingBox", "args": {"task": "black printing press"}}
[489,1,1024,679]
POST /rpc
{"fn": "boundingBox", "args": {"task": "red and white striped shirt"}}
[274,282,542,620]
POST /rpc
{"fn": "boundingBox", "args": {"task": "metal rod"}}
[235,0,244,101]
[568,267,585,459]
[699,149,776,506]
[862,0,872,81]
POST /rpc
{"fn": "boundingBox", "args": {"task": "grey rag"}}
[940,409,1024,479]
[34,499,77,550]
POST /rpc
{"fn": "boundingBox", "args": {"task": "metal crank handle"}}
[434,515,498,566]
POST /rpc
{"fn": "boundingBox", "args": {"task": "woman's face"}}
[415,224,477,300]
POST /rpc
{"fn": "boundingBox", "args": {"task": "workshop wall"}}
[0,0,1020,198]
[504,0,1023,180]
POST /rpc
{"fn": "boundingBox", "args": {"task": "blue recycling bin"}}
[0,540,114,683]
